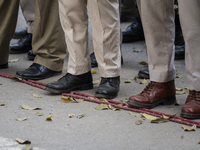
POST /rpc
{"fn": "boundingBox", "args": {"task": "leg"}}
[0,0,19,68]
[10,0,35,54]
[46,0,93,93]
[128,0,176,108]
[16,0,66,80]
[33,0,66,72]
[88,0,121,98]
[178,0,200,118]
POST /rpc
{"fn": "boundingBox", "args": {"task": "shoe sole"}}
[138,72,150,79]
[180,112,200,119]
[46,83,93,94]
[127,96,176,109]
[95,93,118,99]
[15,71,62,81]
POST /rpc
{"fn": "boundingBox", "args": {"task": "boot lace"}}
[141,81,155,94]
[186,90,200,104]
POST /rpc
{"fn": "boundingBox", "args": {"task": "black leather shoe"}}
[16,63,61,80]
[90,52,123,68]
[138,65,149,79]
[175,44,185,60]
[27,50,36,61]
[122,16,145,43]
[90,53,98,68]
[13,28,27,39]
[46,71,93,94]
[0,63,8,69]
[95,76,120,99]
[10,33,32,54]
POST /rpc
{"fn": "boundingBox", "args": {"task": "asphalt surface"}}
[0,7,199,150]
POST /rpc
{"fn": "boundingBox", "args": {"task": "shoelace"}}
[186,90,200,104]
[141,81,155,94]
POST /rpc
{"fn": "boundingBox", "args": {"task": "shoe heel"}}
[162,96,176,105]
[80,83,93,90]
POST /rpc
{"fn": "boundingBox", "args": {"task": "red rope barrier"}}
[1,72,200,127]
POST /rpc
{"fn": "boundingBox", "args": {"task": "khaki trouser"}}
[137,0,200,91]
[33,0,66,71]
[58,0,121,77]
[0,0,66,71]
[0,0,19,65]
[20,0,35,33]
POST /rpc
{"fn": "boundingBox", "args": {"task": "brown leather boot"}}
[181,90,200,119]
[127,80,176,109]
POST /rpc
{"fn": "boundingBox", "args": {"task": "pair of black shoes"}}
[16,63,120,99]
[46,72,120,99]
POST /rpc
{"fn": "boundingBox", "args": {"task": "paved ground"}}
[0,7,200,150]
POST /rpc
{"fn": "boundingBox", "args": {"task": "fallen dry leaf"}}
[61,96,73,103]
[24,145,33,150]
[135,120,142,125]
[124,79,132,83]
[16,138,31,144]
[8,59,19,63]
[149,114,176,124]
[0,103,5,106]
[21,104,41,110]
[129,112,143,118]
[99,98,108,102]
[68,114,75,118]
[64,66,67,70]
[176,75,183,78]
[77,114,85,119]
[16,117,27,121]
[134,76,140,83]
[133,49,143,53]
[0,83,2,85]
[91,69,97,74]
[176,87,189,95]
[150,118,170,124]
[198,141,200,144]
[46,115,53,121]
[95,104,109,110]
[140,79,147,84]
[93,80,100,85]
[182,125,196,131]
[74,98,84,103]
[108,104,120,112]
[36,112,43,116]
[33,94,42,98]
[11,76,23,80]
[139,61,148,65]
[141,113,158,120]
[174,100,181,106]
